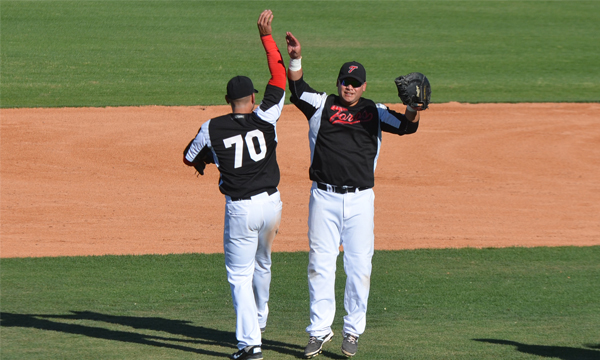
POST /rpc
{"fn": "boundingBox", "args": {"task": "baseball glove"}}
[184,141,214,176]
[394,72,431,110]
[192,160,208,176]
[192,148,214,176]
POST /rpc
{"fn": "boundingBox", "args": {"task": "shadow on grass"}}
[473,339,600,360]
[1,311,304,358]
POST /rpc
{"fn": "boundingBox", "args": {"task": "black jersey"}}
[289,76,418,188]
[185,85,285,199]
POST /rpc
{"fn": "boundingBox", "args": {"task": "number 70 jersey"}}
[184,86,285,199]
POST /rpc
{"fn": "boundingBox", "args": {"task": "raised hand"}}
[257,9,273,36]
[286,31,302,59]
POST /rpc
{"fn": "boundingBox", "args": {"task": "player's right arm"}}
[286,32,302,81]
[258,10,285,90]
[285,32,326,120]
[255,10,286,125]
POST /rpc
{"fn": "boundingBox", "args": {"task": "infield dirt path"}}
[2,103,599,258]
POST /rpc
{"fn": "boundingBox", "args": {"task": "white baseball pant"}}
[223,191,282,350]
[305,183,375,338]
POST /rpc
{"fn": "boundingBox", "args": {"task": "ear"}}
[251,93,256,105]
[362,81,367,91]
[225,95,230,104]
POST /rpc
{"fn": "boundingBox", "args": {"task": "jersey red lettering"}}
[329,105,374,125]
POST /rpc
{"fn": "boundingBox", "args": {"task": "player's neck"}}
[230,104,255,114]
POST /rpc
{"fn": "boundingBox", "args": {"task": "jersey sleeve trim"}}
[377,103,419,135]
[183,120,212,164]
[289,76,326,120]
[256,85,285,126]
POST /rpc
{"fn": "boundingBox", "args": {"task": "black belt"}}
[230,188,277,201]
[317,183,370,194]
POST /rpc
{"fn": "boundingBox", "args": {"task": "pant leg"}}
[340,189,375,336]
[224,200,261,349]
[306,185,343,337]
[254,192,282,329]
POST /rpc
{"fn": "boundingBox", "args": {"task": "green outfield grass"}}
[1,0,599,108]
[2,1,599,359]
[2,247,599,359]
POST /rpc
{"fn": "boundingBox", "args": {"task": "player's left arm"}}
[404,107,420,123]
[377,104,419,135]
[183,121,215,175]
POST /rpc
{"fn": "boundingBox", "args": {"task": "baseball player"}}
[183,10,285,360]
[285,32,426,358]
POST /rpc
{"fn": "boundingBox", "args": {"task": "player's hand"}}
[257,9,273,36]
[286,32,302,59]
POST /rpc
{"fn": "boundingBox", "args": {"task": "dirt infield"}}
[1,103,599,258]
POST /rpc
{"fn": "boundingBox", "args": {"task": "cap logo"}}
[348,65,359,73]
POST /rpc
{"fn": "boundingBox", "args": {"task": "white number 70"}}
[223,130,267,168]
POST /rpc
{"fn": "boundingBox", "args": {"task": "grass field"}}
[2,247,599,359]
[1,0,599,107]
[2,1,599,359]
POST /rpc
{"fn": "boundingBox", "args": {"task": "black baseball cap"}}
[337,61,366,84]
[226,75,259,100]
